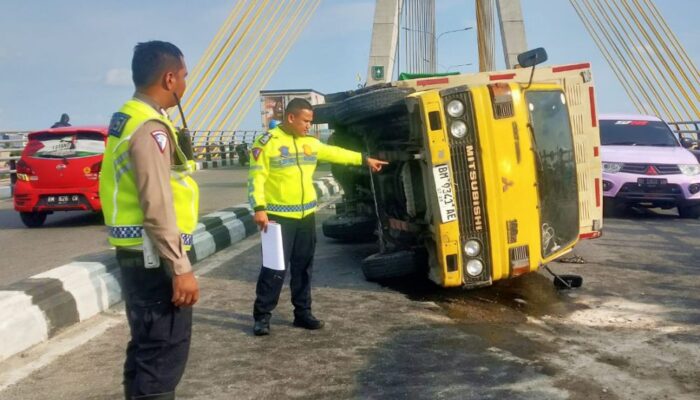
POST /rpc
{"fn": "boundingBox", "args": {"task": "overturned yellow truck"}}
[315,49,602,289]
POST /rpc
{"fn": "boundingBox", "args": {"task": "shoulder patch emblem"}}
[258,133,272,146]
[108,112,130,138]
[150,130,169,153]
[251,147,262,161]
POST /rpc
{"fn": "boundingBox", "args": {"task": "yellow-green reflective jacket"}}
[248,126,362,219]
[99,98,199,249]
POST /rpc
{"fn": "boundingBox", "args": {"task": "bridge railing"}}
[0,132,30,187]
[1,128,333,196]
[668,121,700,140]
[191,130,263,163]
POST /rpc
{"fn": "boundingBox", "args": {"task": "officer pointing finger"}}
[248,98,388,336]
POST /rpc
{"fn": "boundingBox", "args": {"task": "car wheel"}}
[678,205,700,219]
[322,214,376,242]
[361,250,419,281]
[20,212,47,228]
[336,88,414,125]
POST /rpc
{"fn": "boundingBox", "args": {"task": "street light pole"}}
[436,27,473,72]
[402,26,472,73]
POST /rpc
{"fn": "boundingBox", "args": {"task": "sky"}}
[0,0,698,132]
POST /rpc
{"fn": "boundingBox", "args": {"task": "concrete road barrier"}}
[0,176,341,362]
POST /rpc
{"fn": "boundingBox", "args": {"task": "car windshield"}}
[26,132,105,159]
[600,119,678,147]
[526,90,579,258]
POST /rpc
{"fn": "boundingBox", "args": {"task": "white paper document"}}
[261,222,285,271]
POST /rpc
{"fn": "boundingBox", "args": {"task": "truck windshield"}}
[526,90,579,257]
[600,119,678,147]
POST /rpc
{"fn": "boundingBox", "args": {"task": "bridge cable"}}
[203,0,299,132]
[171,1,245,125]
[617,0,699,118]
[569,0,647,114]
[641,0,700,84]
[193,0,289,134]
[594,0,683,121]
[578,0,660,115]
[177,1,257,122]
[603,0,690,121]
[187,0,272,133]
[630,0,700,106]
[221,0,322,131]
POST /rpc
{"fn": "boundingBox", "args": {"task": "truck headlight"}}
[679,164,700,176]
[465,259,483,277]
[602,162,623,173]
[464,240,481,257]
[450,120,467,138]
[447,100,465,118]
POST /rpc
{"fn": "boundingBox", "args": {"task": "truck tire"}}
[20,212,47,228]
[322,214,376,242]
[361,250,418,281]
[324,82,395,104]
[678,204,700,219]
[337,88,413,125]
[312,103,340,124]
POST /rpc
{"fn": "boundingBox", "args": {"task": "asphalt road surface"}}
[0,205,698,400]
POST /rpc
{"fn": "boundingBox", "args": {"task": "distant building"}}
[259,89,327,137]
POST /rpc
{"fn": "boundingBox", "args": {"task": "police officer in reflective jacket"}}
[248,98,388,336]
[99,41,199,399]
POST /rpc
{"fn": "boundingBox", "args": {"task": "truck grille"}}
[441,88,491,286]
[620,163,680,175]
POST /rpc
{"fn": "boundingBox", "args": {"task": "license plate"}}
[47,195,80,205]
[432,164,457,223]
[637,178,667,186]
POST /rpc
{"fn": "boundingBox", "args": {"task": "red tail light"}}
[16,159,34,175]
[91,161,102,173]
[15,159,35,181]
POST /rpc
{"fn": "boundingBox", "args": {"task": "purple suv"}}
[600,114,700,218]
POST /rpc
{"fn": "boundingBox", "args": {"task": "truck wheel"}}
[678,205,700,219]
[337,88,413,125]
[20,212,47,228]
[322,214,376,242]
[361,250,418,281]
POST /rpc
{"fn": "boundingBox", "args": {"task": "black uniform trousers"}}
[118,249,192,399]
[253,213,316,321]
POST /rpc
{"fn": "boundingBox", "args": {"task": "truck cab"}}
[316,49,602,288]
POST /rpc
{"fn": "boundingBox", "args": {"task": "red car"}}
[13,126,108,227]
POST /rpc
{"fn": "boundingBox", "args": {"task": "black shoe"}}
[254,318,270,336]
[293,314,325,330]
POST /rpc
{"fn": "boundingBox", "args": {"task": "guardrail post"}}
[9,159,16,195]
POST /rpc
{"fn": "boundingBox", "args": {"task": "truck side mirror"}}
[517,48,548,68]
